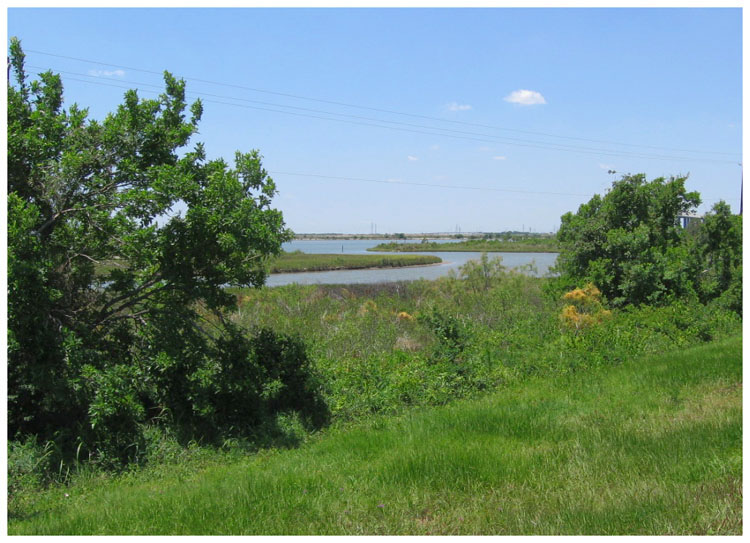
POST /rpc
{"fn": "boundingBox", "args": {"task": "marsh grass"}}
[228,274,738,422]
[270,252,441,273]
[9,336,741,535]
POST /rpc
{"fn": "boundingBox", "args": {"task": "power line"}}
[38,66,740,164]
[59,75,492,145]
[267,171,592,198]
[268,171,738,206]
[29,65,630,151]
[14,58,742,204]
[50,71,739,165]
[24,48,741,159]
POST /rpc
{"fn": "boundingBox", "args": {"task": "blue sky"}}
[7,7,743,234]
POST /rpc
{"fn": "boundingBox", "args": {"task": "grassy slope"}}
[270,253,441,273]
[368,240,559,253]
[9,335,741,535]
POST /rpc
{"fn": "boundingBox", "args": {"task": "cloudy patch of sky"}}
[87,69,126,78]
[504,89,546,106]
[445,102,472,111]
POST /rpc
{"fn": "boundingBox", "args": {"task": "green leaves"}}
[556,173,740,312]
[7,37,304,466]
[690,201,742,312]
[557,173,705,307]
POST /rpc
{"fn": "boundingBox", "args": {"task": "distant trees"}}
[8,38,326,466]
[556,173,741,311]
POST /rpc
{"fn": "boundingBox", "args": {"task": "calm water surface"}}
[265,239,558,287]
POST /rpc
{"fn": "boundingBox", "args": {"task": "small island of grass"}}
[270,252,442,273]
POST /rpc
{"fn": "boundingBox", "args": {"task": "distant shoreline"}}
[270,260,444,275]
[368,240,560,254]
[293,232,555,241]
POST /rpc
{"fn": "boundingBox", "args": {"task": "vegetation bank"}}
[270,252,441,273]
[369,238,559,253]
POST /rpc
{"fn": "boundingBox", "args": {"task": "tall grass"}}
[9,336,741,534]
[270,252,441,273]
[229,269,739,423]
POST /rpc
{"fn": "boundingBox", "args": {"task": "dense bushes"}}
[228,260,740,423]
[556,173,741,312]
[9,324,328,474]
[688,201,743,313]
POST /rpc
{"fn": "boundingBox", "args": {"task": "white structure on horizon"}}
[677,211,704,228]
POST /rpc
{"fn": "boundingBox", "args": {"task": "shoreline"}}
[270,260,445,275]
[293,233,555,241]
[367,247,560,254]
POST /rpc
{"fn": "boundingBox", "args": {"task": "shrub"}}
[560,283,611,334]
[147,325,330,444]
[8,438,55,499]
[556,174,742,311]
[419,307,470,364]
[459,253,506,292]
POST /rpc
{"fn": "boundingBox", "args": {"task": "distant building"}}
[677,212,704,228]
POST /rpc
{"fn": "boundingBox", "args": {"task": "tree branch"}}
[94,272,165,326]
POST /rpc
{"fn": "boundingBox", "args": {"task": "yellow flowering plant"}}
[560,283,611,334]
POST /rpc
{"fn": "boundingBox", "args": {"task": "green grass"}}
[229,276,739,424]
[9,335,741,535]
[270,252,442,273]
[368,239,559,253]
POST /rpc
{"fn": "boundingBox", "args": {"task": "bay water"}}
[265,239,558,287]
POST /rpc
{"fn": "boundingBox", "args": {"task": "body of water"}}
[264,240,558,287]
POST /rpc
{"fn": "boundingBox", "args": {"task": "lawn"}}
[9,335,741,535]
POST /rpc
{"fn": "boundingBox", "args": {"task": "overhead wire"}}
[34,65,740,164]
[38,67,740,165]
[25,48,741,158]
[266,170,593,198]
[266,171,736,207]
[17,55,740,206]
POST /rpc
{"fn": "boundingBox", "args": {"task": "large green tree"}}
[689,200,742,313]
[556,173,702,306]
[8,38,324,464]
[556,173,742,311]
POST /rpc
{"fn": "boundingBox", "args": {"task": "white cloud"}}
[445,102,472,112]
[598,163,614,170]
[430,144,440,150]
[478,146,490,152]
[504,89,546,106]
[407,155,419,161]
[88,69,126,78]
[493,156,507,160]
